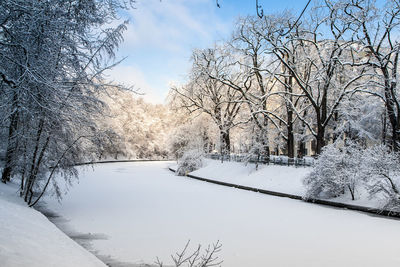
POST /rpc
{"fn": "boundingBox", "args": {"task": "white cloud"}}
[106,65,164,104]
[122,0,229,52]
[107,0,232,104]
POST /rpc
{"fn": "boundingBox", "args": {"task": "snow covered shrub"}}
[303,142,363,200]
[362,145,400,210]
[303,145,346,199]
[176,150,204,176]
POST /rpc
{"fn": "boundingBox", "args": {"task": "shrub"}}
[176,150,204,176]
[362,145,400,211]
[304,142,400,211]
[303,142,362,200]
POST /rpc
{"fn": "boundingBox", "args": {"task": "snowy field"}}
[41,161,400,267]
[0,181,105,267]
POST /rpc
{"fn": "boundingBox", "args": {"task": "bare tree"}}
[171,46,245,157]
[155,240,223,267]
[262,2,366,154]
[342,0,400,151]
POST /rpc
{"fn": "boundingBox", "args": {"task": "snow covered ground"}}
[0,181,105,267]
[181,159,389,209]
[191,159,310,196]
[43,161,400,267]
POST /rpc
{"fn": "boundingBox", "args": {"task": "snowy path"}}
[46,162,400,267]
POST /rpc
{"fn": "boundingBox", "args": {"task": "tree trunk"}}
[220,130,230,156]
[28,135,50,205]
[24,120,44,202]
[286,73,294,158]
[287,122,294,158]
[382,69,400,151]
[1,96,19,183]
[316,126,326,155]
[298,141,306,158]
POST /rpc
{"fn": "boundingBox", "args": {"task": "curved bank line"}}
[168,167,400,220]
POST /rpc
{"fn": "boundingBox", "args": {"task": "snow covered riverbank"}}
[0,181,105,267]
[178,159,392,211]
[190,159,311,196]
[43,161,400,266]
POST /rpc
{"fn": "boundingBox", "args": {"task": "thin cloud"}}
[109,0,232,104]
[106,65,164,104]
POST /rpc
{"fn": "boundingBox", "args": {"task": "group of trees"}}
[98,88,178,160]
[170,0,400,160]
[0,0,134,205]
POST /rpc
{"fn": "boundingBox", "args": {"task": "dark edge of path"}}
[168,167,400,219]
[75,159,174,166]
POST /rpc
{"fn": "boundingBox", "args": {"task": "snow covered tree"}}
[341,0,400,151]
[228,16,276,158]
[98,89,175,160]
[335,94,385,145]
[170,46,245,158]
[167,115,215,159]
[0,0,134,205]
[261,2,366,155]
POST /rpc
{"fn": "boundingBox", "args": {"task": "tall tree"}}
[342,0,400,151]
[262,3,366,154]
[171,46,245,157]
[0,0,133,205]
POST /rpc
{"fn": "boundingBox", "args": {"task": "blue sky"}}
[106,0,318,103]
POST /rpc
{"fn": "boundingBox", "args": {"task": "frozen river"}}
[45,161,400,267]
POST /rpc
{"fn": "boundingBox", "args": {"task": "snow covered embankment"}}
[171,159,400,217]
[0,182,105,267]
[173,159,309,196]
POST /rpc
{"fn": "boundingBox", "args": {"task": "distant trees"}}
[0,0,134,205]
[167,115,215,159]
[99,89,175,160]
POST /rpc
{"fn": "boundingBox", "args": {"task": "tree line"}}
[170,0,400,159]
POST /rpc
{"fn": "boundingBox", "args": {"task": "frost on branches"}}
[304,142,400,211]
[303,143,360,200]
[363,145,400,211]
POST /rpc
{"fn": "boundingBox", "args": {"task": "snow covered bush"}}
[362,145,400,211]
[176,150,204,176]
[304,145,346,199]
[303,142,363,200]
[304,142,400,210]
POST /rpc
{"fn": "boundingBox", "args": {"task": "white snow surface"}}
[0,181,105,267]
[43,161,400,267]
[190,159,310,195]
[187,159,389,209]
